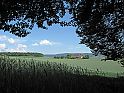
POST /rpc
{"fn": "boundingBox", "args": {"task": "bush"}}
[83,55,89,59]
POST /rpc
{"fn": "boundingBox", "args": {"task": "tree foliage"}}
[0,0,124,60]
[0,52,44,57]
[0,0,75,37]
[75,0,124,60]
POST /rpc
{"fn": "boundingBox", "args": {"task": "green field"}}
[10,56,124,77]
[1,56,124,93]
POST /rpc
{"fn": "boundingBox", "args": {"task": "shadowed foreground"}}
[0,56,124,93]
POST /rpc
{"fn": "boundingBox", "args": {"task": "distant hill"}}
[0,52,104,58]
[45,53,104,58]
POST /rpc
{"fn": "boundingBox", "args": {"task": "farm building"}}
[69,53,84,59]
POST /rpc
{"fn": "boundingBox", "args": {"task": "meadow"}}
[0,55,124,93]
[10,56,124,77]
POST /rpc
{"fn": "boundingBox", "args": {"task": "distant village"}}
[54,53,89,59]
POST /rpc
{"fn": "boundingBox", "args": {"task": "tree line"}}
[54,54,89,59]
[0,52,44,57]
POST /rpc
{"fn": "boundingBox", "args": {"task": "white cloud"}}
[18,44,27,48]
[6,44,27,52]
[0,34,28,52]
[0,35,17,44]
[0,44,6,49]
[8,38,16,44]
[8,48,26,52]
[17,44,27,51]
[32,39,61,46]
[32,43,39,46]
[39,40,52,46]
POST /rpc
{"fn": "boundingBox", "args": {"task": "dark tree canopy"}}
[75,0,124,60]
[0,0,124,60]
[0,0,72,37]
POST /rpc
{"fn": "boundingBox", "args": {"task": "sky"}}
[0,14,91,54]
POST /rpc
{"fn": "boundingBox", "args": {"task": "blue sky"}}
[0,14,91,54]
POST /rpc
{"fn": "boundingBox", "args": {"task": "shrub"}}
[83,55,89,59]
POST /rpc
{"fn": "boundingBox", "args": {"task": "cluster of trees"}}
[83,55,89,59]
[0,0,124,61]
[54,54,89,59]
[66,54,89,59]
[0,52,44,57]
[54,56,65,59]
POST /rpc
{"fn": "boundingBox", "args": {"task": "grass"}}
[10,56,124,77]
[0,55,124,93]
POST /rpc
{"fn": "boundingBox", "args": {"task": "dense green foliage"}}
[66,54,71,59]
[0,0,124,60]
[54,54,89,59]
[83,55,89,59]
[0,56,124,93]
[0,52,44,57]
[75,0,124,60]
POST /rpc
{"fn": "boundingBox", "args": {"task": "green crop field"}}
[10,56,124,77]
[0,55,124,93]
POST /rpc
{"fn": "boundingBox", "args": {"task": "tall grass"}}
[0,56,124,93]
